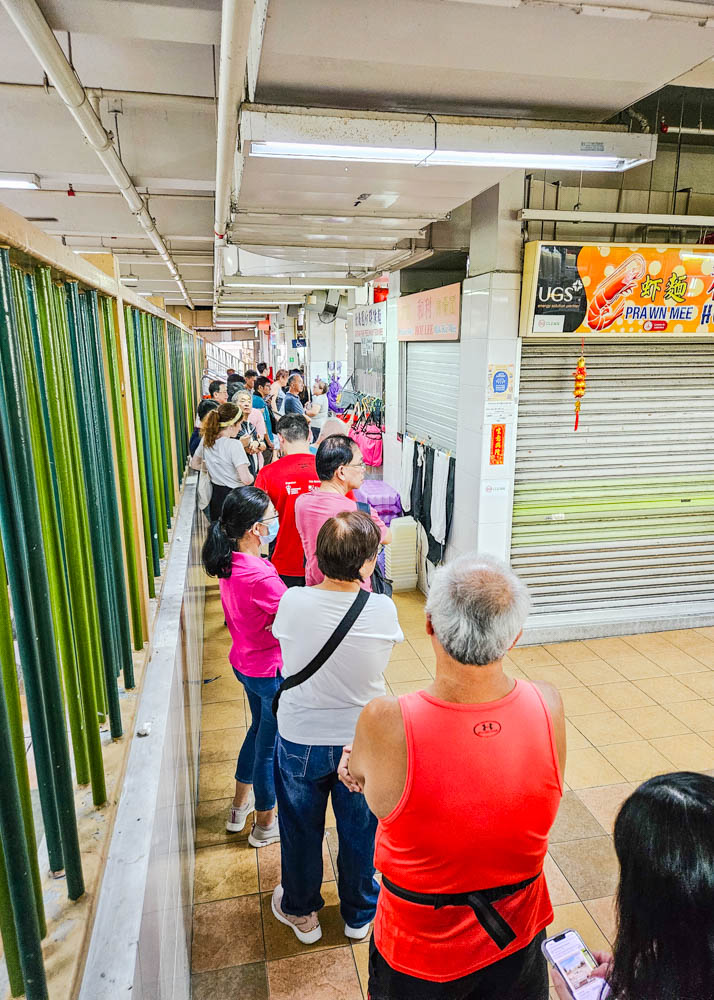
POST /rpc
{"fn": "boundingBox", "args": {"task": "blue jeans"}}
[233,670,281,812]
[275,735,379,927]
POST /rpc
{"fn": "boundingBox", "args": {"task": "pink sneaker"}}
[271,885,322,944]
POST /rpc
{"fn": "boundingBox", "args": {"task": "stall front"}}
[514,241,714,641]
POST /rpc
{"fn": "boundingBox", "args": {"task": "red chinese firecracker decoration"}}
[573,341,587,432]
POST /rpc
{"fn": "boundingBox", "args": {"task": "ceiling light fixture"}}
[223,276,363,289]
[0,172,40,189]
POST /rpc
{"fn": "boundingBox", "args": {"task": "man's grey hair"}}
[426,553,531,666]
[288,374,302,390]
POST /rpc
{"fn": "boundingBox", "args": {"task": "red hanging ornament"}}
[573,340,587,432]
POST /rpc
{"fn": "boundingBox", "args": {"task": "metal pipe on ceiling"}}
[0,0,195,308]
[0,81,215,109]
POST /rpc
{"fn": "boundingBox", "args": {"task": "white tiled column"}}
[447,172,524,563]
[382,287,402,491]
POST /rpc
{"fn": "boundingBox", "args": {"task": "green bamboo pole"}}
[154,319,175,516]
[0,251,84,898]
[64,284,122,737]
[132,311,162,564]
[99,298,144,649]
[12,268,91,786]
[125,307,158,586]
[140,313,167,552]
[32,269,107,802]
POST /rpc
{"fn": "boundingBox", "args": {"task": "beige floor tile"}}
[544,853,578,905]
[659,631,714,667]
[599,741,673,782]
[549,836,619,900]
[565,720,592,750]
[199,727,246,764]
[560,687,610,717]
[583,640,663,679]
[192,895,264,973]
[618,705,689,740]
[679,672,714,700]
[634,675,699,705]
[547,902,610,954]
[390,679,431,697]
[569,712,639,747]
[352,940,369,995]
[192,962,268,1000]
[202,699,247,731]
[195,797,249,849]
[565,660,622,686]
[389,641,417,662]
[699,730,714,747]
[202,674,246,704]
[650,733,714,770]
[584,896,617,945]
[564,749,627,790]
[199,760,236,802]
[622,635,707,675]
[267,947,363,1000]
[520,663,581,689]
[194,843,259,903]
[669,700,714,731]
[508,645,559,668]
[549,791,606,844]
[590,682,655,712]
[574,783,635,833]
[257,838,334,894]
[544,641,606,665]
[384,658,432,684]
[407,637,436,660]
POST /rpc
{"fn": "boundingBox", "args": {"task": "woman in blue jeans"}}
[202,486,285,847]
[271,511,403,943]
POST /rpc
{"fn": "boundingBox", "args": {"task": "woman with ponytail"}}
[190,401,253,522]
[202,486,286,847]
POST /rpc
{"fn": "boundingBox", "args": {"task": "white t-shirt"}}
[194,435,249,488]
[273,587,404,745]
[309,393,328,429]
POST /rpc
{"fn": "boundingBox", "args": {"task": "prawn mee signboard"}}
[521,242,714,338]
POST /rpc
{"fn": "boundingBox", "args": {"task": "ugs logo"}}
[473,721,502,738]
[537,285,578,303]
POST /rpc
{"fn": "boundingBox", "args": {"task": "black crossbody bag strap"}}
[272,588,370,717]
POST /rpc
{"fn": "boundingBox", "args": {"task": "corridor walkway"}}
[191,583,714,1000]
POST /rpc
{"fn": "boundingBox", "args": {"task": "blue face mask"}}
[262,517,279,544]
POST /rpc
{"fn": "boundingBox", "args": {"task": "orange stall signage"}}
[489,424,506,465]
[521,242,714,337]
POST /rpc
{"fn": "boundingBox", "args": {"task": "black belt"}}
[381,871,541,951]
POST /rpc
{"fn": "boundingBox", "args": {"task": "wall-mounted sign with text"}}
[353,302,386,341]
[521,242,714,337]
[398,282,461,341]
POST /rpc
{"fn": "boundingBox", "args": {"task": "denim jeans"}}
[233,669,281,812]
[274,735,379,928]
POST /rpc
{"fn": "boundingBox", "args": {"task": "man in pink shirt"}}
[295,434,392,590]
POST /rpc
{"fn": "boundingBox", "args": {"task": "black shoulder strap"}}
[272,588,370,716]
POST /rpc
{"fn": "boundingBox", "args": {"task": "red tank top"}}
[373,680,562,982]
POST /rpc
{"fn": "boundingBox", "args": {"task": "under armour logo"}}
[473,721,502,738]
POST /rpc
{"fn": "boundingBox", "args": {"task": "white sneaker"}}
[225,791,254,833]
[344,921,371,941]
[271,885,322,944]
[248,819,280,848]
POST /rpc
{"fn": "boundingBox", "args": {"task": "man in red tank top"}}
[343,554,566,1000]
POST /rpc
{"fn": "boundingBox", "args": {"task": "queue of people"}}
[194,374,714,1000]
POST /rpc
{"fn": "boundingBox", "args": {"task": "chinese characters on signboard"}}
[523,243,714,337]
[489,424,506,466]
[353,302,386,341]
[398,282,461,341]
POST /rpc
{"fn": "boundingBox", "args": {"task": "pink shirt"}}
[219,551,286,677]
[294,490,388,590]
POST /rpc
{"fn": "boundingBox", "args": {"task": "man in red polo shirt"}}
[256,414,320,587]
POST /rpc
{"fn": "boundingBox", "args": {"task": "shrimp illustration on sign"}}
[586,253,647,331]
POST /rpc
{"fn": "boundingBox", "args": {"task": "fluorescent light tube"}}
[121,275,139,286]
[223,277,361,289]
[0,172,40,189]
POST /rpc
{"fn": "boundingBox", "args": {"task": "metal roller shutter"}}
[405,342,460,451]
[512,341,714,639]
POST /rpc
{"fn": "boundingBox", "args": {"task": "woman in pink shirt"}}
[202,486,286,847]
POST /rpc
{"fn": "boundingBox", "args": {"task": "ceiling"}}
[0,0,713,310]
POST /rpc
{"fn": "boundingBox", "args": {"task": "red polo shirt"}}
[255,453,321,577]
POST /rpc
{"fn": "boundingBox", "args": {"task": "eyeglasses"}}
[345,461,365,470]
[260,514,279,523]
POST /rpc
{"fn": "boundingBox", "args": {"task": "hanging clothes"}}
[400,436,415,513]
[410,443,425,523]
[427,456,456,565]
[419,446,435,538]
[429,450,451,545]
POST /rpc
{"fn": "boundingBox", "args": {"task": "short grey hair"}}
[426,553,530,666]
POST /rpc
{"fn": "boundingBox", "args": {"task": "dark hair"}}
[608,772,714,1000]
[208,379,226,397]
[315,434,357,481]
[316,511,380,582]
[257,362,268,373]
[226,368,235,375]
[227,372,243,384]
[244,369,258,380]
[275,368,289,379]
[277,413,310,442]
[201,401,238,448]
[255,376,271,392]
[197,398,219,422]
[202,486,270,578]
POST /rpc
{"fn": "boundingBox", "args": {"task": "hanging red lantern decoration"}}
[572,341,587,432]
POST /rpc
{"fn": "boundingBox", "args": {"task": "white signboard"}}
[354,303,386,341]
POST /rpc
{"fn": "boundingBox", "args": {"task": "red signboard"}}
[489,424,506,465]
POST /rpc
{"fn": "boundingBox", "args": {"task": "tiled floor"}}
[192,584,714,1000]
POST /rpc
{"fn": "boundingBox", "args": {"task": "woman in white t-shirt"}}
[270,511,403,947]
[305,379,329,443]
[190,401,253,521]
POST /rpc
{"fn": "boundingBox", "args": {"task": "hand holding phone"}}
[542,930,611,1000]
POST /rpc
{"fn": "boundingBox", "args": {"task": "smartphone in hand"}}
[542,929,610,999]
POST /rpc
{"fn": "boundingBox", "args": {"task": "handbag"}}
[272,588,369,716]
[336,374,359,409]
[356,501,393,596]
[197,469,212,515]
